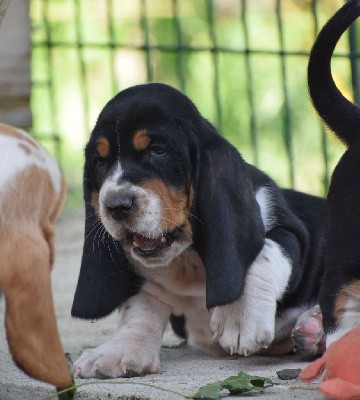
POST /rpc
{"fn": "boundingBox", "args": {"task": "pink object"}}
[300,327,360,400]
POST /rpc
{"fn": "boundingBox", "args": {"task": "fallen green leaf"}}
[191,382,223,400]
[192,371,273,399]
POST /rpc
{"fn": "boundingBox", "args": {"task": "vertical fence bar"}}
[240,0,259,166]
[43,0,62,164]
[140,0,153,82]
[276,0,295,188]
[173,0,186,92]
[74,0,91,136]
[107,0,118,95]
[311,0,329,193]
[206,0,222,131]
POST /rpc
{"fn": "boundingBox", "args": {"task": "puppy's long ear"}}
[192,128,265,309]
[71,203,134,319]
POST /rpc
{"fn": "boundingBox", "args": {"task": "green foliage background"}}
[30,0,350,208]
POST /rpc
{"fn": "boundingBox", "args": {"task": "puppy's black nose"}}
[105,193,134,220]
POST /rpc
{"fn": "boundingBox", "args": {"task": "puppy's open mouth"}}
[128,228,183,258]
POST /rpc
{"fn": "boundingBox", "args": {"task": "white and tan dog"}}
[0,123,71,388]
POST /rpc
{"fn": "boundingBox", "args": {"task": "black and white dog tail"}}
[308,0,360,147]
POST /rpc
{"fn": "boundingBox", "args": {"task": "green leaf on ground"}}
[192,371,273,399]
[192,382,223,400]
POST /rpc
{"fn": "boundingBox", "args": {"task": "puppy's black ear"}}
[192,128,265,309]
[71,203,135,319]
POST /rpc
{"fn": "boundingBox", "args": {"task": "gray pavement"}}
[0,212,323,400]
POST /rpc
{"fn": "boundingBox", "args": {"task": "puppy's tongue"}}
[133,234,166,251]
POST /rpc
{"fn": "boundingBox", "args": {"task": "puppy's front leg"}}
[74,291,171,378]
[211,236,293,356]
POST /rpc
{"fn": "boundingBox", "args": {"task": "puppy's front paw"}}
[74,339,161,379]
[210,303,240,355]
[210,298,275,356]
[237,310,274,356]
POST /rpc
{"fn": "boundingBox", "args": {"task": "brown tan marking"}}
[96,137,110,158]
[334,280,360,323]
[91,190,100,214]
[133,129,151,151]
[141,179,192,233]
[49,176,67,224]
[18,142,32,156]
[0,166,71,388]
[46,177,67,267]
[0,123,39,149]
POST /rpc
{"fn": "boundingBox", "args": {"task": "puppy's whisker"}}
[93,224,104,251]
[85,212,98,221]
[90,225,103,256]
[84,220,102,242]
[101,228,107,246]
[111,237,123,252]
[84,201,100,212]
[83,209,99,222]
[86,217,102,231]
[104,270,127,278]
[162,207,205,226]
[98,226,107,251]
[106,238,117,265]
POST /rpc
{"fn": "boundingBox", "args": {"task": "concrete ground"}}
[0,212,324,400]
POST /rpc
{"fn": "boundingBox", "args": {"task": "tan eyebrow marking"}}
[133,129,151,151]
[96,137,110,158]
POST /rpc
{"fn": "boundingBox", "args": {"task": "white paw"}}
[210,238,291,356]
[210,297,275,356]
[210,302,240,355]
[237,303,275,356]
[74,338,161,378]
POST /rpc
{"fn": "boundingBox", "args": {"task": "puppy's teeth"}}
[161,236,166,243]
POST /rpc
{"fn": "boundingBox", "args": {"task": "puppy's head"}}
[86,85,197,268]
[72,83,265,320]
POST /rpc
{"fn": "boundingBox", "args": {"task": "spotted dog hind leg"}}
[323,280,360,348]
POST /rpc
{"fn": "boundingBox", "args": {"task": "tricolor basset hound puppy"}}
[71,83,327,379]
[0,123,71,388]
[307,0,360,347]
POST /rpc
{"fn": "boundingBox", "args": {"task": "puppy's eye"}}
[94,156,106,168]
[149,144,166,158]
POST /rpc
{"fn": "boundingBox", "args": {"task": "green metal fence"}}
[30,0,357,203]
